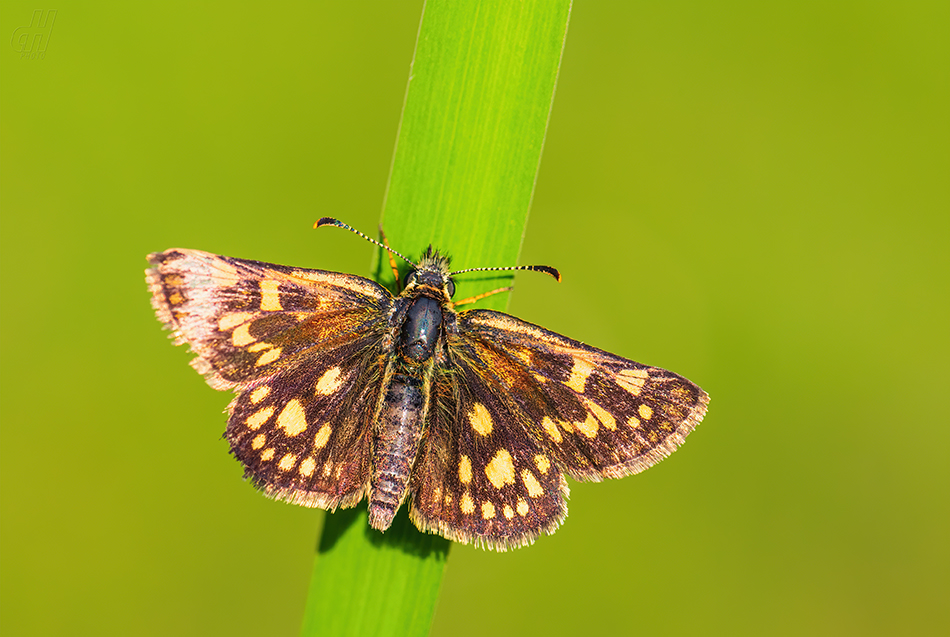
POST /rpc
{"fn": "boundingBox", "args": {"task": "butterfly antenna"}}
[315,217,415,265]
[450,264,562,282]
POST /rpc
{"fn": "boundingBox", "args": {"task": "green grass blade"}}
[300,1,572,636]
[375,0,573,305]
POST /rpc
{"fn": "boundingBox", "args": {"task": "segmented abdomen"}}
[368,374,425,530]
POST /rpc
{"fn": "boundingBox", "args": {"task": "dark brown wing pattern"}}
[146,249,393,509]
[410,309,708,550]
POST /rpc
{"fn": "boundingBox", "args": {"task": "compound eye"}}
[446,278,456,297]
[402,269,417,288]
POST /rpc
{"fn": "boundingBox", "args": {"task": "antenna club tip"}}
[538,265,562,282]
[314,217,341,229]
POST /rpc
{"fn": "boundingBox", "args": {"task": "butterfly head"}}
[404,246,456,299]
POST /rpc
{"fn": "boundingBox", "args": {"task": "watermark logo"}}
[11,10,56,60]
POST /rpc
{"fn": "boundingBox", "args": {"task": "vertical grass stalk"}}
[300,2,571,635]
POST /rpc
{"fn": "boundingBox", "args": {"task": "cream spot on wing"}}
[218,312,252,331]
[565,357,596,393]
[481,502,496,520]
[534,454,551,475]
[542,416,563,443]
[503,504,515,520]
[586,399,617,430]
[574,413,599,438]
[255,347,282,366]
[639,404,654,420]
[444,493,453,506]
[299,457,316,477]
[485,449,516,489]
[277,399,307,436]
[460,492,475,514]
[251,434,267,450]
[232,323,256,347]
[513,348,533,366]
[278,453,297,471]
[616,368,649,395]
[250,385,271,404]
[516,498,529,516]
[315,367,344,396]
[313,424,332,449]
[522,470,543,498]
[469,403,493,436]
[247,342,271,352]
[459,455,472,485]
[261,448,275,461]
[260,279,282,311]
[209,260,240,286]
[628,416,640,428]
[246,406,274,430]
[322,460,333,477]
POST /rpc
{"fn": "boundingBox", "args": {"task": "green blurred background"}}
[2,2,948,636]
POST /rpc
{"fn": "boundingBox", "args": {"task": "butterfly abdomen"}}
[368,373,426,530]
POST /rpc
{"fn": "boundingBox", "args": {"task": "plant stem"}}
[300,2,571,635]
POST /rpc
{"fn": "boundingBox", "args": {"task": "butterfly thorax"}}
[397,252,456,361]
[367,250,456,530]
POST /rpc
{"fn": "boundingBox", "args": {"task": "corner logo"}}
[11,10,56,60]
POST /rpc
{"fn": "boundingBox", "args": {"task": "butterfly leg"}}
[453,286,513,307]
[378,225,402,291]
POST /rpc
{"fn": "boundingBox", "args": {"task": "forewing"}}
[147,249,392,389]
[410,344,569,551]
[456,310,709,483]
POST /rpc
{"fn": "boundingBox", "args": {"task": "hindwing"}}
[226,338,386,509]
[410,349,569,550]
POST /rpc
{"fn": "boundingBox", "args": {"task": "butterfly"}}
[145,218,708,550]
